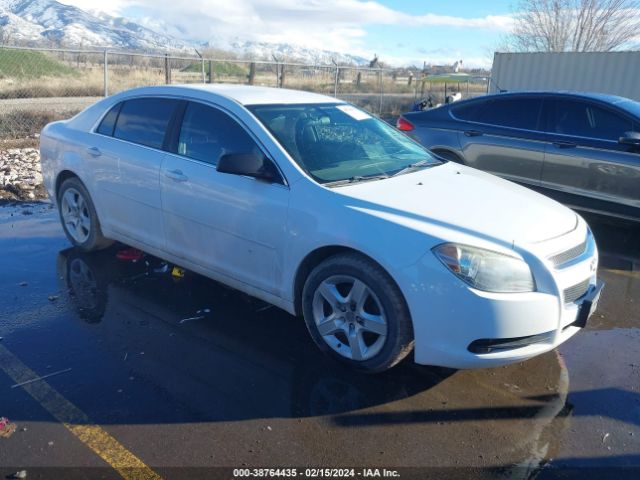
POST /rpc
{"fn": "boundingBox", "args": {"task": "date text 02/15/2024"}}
[232,468,400,478]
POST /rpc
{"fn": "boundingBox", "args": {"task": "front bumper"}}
[467,281,603,354]
[399,222,600,369]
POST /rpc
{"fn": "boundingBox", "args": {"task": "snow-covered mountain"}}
[0,0,371,65]
[211,39,369,66]
[0,0,190,51]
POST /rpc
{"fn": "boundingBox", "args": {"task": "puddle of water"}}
[1,205,638,473]
[588,269,640,330]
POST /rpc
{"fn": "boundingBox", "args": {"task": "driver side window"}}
[551,100,632,141]
[178,102,261,165]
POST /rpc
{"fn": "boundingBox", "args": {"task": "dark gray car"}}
[398,92,640,222]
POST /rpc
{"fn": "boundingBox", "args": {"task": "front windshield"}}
[248,103,441,184]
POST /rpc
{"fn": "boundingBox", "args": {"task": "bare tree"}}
[510,0,640,52]
[0,25,13,46]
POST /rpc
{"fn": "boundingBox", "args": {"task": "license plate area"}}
[574,281,604,328]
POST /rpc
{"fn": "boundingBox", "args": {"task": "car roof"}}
[117,84,344,106]
[479,90,632,104]
[451,90,640,118]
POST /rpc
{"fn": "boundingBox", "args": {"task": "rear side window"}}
[451,100,487,122]
[454,97,543,130]
[114,98,180,149]
[96,103,121,136]
[479,98,542,130]
[177,102,260,165]
[551,99,633,141]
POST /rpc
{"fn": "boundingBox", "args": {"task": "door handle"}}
[86,146,102,157]
[165,169,188,182]
[464,130,483,137]
[553,141,577,149]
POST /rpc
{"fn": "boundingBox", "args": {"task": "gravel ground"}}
[0,148,48,201]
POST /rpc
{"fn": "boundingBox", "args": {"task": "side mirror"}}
[619,131,640,147]
[217,153,281,183]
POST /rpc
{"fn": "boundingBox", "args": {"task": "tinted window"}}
[114,98,179,149]
[178,102,260,165]
[477,98,542,130]
[551,99,633,141]
[452,97,543,130]
[97,103,121,136]
[451,100,487,122]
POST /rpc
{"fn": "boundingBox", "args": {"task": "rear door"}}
[541,97,640,217]
[94,97,180,251]
[454,96,546,186]
[160,101,290,295]
[82,102,122,231]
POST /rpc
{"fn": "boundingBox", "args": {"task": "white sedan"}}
[40,85,602,372]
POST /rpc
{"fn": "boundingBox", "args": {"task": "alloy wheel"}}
[311,275,388,361]
[61,187,91,243]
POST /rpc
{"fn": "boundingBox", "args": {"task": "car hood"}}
[334,162,577,245]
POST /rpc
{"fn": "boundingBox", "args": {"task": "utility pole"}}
[195,49,205,83]
[164,53,172,84]
[332,58,339,97]
[103,49,108,97]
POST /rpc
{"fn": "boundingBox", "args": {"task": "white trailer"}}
[490,51,640,101]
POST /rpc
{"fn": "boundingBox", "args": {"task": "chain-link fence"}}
[0,45,489,143]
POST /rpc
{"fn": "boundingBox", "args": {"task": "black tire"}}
[433,149,464,164]
[60,249,114,323]
[57,177,113,252]
[302,253,414,373]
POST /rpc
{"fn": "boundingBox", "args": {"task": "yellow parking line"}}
[0,344,162,480]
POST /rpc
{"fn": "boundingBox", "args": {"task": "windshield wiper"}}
[323,174,390,187]
[391,160,438,177]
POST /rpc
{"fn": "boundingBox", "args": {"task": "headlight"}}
[433,244,535,293]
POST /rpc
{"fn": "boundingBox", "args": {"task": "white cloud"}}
[58,0,128,16]
[59,0,512,51]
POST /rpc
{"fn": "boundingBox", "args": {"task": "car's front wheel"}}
[302,253,414,373]
[58,177,113,252]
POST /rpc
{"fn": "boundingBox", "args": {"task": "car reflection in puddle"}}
[55,246,582,475]
[57,247,453,417]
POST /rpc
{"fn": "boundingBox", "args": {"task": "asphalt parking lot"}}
[0,201,638,480]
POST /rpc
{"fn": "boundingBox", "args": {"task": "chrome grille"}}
[549,239,587,267]
[563,279,591,304]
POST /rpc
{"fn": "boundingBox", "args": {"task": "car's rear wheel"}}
[58,177,113,252]
[302,253,414,373]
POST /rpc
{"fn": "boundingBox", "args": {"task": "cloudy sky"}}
[61,0,515,67]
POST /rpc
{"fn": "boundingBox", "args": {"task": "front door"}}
[541,98,640,217]
[160,101,290,295]
[456,96,547,186]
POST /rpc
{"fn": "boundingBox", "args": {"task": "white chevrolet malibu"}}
[40,85,603,372]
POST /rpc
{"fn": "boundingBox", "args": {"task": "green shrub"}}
[0,49,76,79]
[182,61,247,78]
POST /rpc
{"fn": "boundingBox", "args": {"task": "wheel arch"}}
[55,171,112,251]
[292,245,409,317]
[55,170,81,200]
[430,148,465,164]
